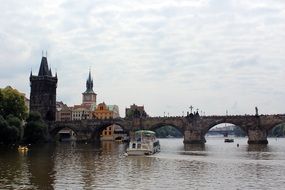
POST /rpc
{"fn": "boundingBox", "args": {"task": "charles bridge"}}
[49,113,285,145]
[30,56,285,145]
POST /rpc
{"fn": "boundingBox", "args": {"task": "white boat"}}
[126,130,160,156]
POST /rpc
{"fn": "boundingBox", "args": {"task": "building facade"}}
[108,105,120,118]
[30,56,57,121]
[93,102,113,119]
[125,104,148,119]
[56,101,72,121]
[72,105,92,120]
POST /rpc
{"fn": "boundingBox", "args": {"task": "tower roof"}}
[38,57,52,76]
[84,70,95,93]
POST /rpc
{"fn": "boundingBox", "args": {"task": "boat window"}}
[137,144,141,149]
[132,143,136,148]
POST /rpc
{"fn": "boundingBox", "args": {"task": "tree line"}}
[155,126,183,138]
[0,87,47,145]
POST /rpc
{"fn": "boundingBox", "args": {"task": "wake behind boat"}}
[126,130,160,156]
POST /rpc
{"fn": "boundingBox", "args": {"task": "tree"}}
[0,115,20,144]
[0,87,28,120]
[0,87,27,144]
[155,126,183,138]
[7,115,23,140]
[24,112,48,143]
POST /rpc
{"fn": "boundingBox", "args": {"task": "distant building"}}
[93,102,113,119]
[71,70,97,120]
[57,127,76,141]
[108,105,120,118]
[72,104,92,120]
[92,102,124,141]
[30,56,57,121]
[101,125,126,141]
[125,104,148,118]
[56,101,72,121]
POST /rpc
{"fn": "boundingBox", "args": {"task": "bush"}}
[24,112,48,143]
[0,115,21,144]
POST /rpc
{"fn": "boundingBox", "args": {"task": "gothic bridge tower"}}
[82,70,97,109]
[30,56,57,121]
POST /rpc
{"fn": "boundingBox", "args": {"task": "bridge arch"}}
[204,119,247,136]
[268,122,285,137]
[90,122,128,141]
[50,125,79,139]
[267,121,285,132]
[206,122,246,137]
[149,123,184,135]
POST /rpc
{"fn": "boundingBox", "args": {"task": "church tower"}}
[82,70,97,109]
[30,56,57,121]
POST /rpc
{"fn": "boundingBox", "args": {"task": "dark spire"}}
[38,56,51,76]
[49,68,52,76]
[85,70,94,93]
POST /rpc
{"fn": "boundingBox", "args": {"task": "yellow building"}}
[93,102,124,141]
[93,102,113,119]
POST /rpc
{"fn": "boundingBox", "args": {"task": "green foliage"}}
[0,87,28,120]
[7,115,23,139]
[24,112,48,143]
[0,87,27,144]
[155,126,183,138]
[233,127,246,137]
[0,115,21,144]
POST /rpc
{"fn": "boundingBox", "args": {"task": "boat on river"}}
[18,145,28,151]
[126,130,160,156]
[224,138,234,143]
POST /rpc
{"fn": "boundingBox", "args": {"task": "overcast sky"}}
[0,0,285,116]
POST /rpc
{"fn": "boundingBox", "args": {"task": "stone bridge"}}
[49,114,285,144]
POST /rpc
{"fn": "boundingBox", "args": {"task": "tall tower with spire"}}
[30,56,58,121]
[82,70,97,109]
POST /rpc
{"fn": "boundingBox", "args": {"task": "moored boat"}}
[224,138,234,143]
[126,130,160,156]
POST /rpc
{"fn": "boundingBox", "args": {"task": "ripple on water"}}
[1,138,285,189]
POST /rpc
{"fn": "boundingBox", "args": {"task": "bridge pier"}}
[183,130,206,144]
[247,129,268,144]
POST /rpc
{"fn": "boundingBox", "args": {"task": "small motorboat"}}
[224,138,234,143]
[18,145,29,151]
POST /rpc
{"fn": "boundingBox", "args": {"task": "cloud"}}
[0,0,285,116]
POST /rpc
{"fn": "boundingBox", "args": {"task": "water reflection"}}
[1,138,285,189]
[184,143,206,151]
[247,144,269,152]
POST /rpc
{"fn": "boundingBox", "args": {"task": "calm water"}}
[1,137,285,190]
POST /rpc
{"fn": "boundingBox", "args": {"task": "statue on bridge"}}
[255,106,259,116]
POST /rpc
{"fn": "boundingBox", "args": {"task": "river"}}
[1,137,285,189]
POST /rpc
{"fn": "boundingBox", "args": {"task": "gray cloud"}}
[0,0,285,116]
